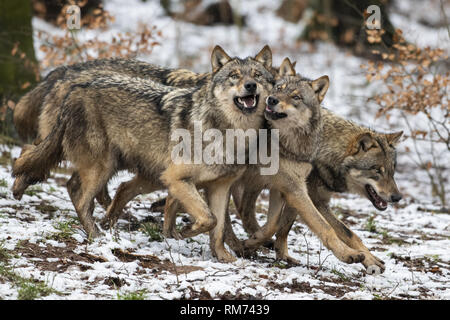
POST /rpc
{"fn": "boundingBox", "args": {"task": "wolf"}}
[13,56,284,142]
[14,52,291,143]
[13,56,281,210]
[12,46,274,262]
[230,108,403,274]
[164,58,379,268]
[12,58,214,210]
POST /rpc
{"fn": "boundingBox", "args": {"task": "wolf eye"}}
[229,73,239,80]
[372,167,382,175]
[292,95,301,100]
[369,165,382,174]
[276,85,283,91]
[254,71,262,78]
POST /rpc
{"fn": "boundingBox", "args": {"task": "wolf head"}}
[209,45,274,129]
[344,131,403,211]
[264,58,329,134]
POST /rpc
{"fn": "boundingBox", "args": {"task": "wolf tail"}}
[12,106,67,199]
[13,67,67,141]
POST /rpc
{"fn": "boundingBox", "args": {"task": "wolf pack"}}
[11,45,403,275]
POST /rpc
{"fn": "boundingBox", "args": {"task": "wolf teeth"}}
[240,96,256,108]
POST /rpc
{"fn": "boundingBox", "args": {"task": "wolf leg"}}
[318,204,385,274]
[243,189,284,250]
[95,185,112,210]
[161,165,217,239]
[277,162,366,265]
[162,195,183,239]
[271,202,385,273]
[283,186,366,265]
[68,171,111,210]
[205,179,237,263]
[273,206,299,264]
[230,182,244,219]
[237,186,263,235]
[73,161,114,239]
[100,174,157,229]
[67,171,83,210]
[223,209,248,258]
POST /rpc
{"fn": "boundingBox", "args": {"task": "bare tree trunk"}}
[0,0,39,138]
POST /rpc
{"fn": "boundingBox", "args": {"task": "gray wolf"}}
[12,58,212,210]
[12,46,274,263]
[13,56,283,142]
[232,108,403,274]
[13,56,279,210]
[165,58,377,267]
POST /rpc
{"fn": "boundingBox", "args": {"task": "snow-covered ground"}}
[0,147,448,300]
[0,0,448,300]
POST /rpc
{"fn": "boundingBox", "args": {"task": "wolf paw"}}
[237,242,258,259]
[363,253,385,274]
[215,249,236,263]
[99,217,115,230]
[180,216,216,238]
[276,254,300,266]
[366,265,382,275]
[342,251,365,264]
[163,228,183,240]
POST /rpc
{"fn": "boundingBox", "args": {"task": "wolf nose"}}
[267,96,279,106]
[244,81,257,93]
[391,194,402,203]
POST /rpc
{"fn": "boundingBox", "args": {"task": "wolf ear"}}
[279,57,296,77]
[348,132,376,154]
[211,45,232,71]
[255,45,273,69]
[358,133,376,153]
[385,131,403,146]
[311,75,329,103]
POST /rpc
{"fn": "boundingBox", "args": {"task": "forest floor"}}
[0,145,448,299]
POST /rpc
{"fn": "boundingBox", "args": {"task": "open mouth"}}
[264,104,287,120]
[365,184,388,211]
[233,94,259,113]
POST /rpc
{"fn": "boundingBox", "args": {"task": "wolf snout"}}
[267,96,279,107]
[244,81,257,93]
[390,193,402,203]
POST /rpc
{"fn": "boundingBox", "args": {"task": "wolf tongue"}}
[242,96,255,107]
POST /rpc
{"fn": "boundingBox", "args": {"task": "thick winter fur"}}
[165,59,379,268]
[13,58,212,142]
[13,55,279,210]
[232,108,403,274]
[13,57,281,142]
[13,59,215,210]
[12,46,274,262]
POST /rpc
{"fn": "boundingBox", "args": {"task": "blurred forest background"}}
[0,0,448,207]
